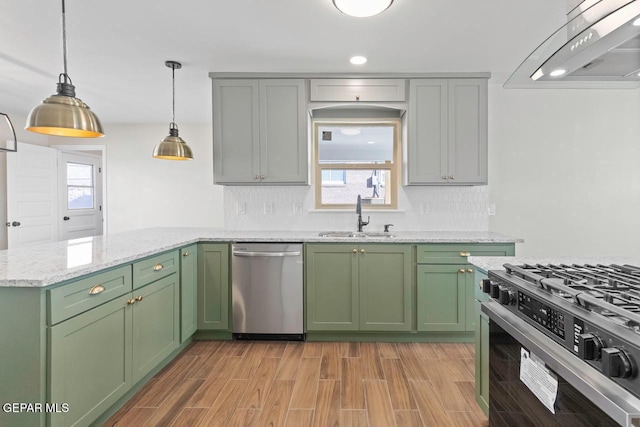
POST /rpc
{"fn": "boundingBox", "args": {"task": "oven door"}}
[482,301,640,427]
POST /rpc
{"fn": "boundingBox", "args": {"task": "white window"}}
[314,119,400,209]
[66,162,94,210]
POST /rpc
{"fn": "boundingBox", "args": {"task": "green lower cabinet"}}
[417,264,468,331]
[197,243,230,330]
[180,245,198,342]
[306,244,359,331]
[359,245,412,331]
[475,299,490,416]
[306,244,412,332]
[132,274,180,384]
[49,294,133,427]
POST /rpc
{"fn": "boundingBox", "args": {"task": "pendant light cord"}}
[171,65,176,126]
[61,0,68,81]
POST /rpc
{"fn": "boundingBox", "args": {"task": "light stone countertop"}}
[0,227,523,288]
[469,256,640,274]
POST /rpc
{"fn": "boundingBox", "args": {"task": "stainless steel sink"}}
[318,231,359,238]
[318,231,395,238]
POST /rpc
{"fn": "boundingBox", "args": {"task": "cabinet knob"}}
[352,249,357,253]
[153,263,164,271]
[467,268,473,273]
[127,298,136,305]
[261,175,266,180]
[135,295,143,302]
[88,285,105,295]
[355,95,360,101]
[441,176,447,180]
[459,251,470,257]
[254,175,260,180]
[459,269,465,273]
[183,252,189,257]
[449,175,455,180]
[360,249,366,254]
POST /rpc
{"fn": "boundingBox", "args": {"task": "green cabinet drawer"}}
[416,243,514,264]
[133,250,179,289]
[47,265,132,325]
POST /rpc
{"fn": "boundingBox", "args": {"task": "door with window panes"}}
[58,152,103,240]
[314,119,400,209]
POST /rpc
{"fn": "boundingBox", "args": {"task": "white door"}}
[58,152,103,240]
[6,142,59,248]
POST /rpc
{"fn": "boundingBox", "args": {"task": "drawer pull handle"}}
[459,251,470,257]
[153,263,164,271]
[459,269,465,273]
[135,295,143,302]
[183,252,189,257]
[467,268,473,273]
[127,298,136,305]
[89,285,105,295]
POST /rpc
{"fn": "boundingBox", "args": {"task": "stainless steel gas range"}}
[482,263,640,427]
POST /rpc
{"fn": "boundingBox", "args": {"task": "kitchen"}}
[0,0,639,426]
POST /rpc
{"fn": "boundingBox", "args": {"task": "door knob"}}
[63,216,70,221]
[11,221,20,227]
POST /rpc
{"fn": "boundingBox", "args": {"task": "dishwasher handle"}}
[233,250,301,257]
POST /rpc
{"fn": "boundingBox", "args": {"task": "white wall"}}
[487,85,640,258]
[0,121,224,249]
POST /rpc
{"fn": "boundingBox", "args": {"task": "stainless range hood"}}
[505,0,640,88]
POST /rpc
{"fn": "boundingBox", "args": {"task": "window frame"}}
[313,118,401,210]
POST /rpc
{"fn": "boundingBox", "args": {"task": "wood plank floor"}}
[104,341,487,427]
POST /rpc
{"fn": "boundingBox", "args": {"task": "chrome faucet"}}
[356,195,369,232]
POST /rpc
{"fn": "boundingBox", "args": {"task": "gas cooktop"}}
[485,263,640,397]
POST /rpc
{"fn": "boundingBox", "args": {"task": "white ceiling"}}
[0,0,566,126]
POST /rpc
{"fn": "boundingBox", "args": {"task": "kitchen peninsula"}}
[0,227,521,427]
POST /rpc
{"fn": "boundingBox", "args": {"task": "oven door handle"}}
[232,251,301,257]
[482,301,640,427]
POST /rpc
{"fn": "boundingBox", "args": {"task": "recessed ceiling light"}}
[350,56,367,65]
[367,141,375,144]
[341,128,361,136]
[333,0,394,17]
[550,69,567,77]
[633,18,640,26]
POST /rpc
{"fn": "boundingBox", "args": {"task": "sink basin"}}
[318,231,395,238]
[318,231,359,238]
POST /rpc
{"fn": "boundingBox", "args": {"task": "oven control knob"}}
[482,279,492,294]
[602,348,634,379]
[490,283,501,299]
[577,333,605,361]
[499,288,516,305]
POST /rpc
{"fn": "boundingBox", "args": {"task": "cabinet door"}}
[213,79,261,184]
[131,274,180,384]
[417,264,466,331]
[49,294,132,427]
[448,79,488,184]
[309,78,406,102]
[359,244,412,331]
[198,243,230,330]
[259,79,308,184]
[180,245,198,342]
[306,244,359,331]
[408,79,448,184]
[475,299,490,416]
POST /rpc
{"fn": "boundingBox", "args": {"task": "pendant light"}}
[333,0,394,17]
[152,61,193,160]
[26,0,103,138]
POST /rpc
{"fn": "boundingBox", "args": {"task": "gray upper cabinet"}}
[213,79,307,185]
[408,78,488,185]
[309,79,406,102]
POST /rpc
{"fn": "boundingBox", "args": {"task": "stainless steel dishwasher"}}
[231,243,304,340]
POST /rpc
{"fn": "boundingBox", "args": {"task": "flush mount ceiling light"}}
[340,128,361,136]
[26,0,103,138]
[153,61,193,161]
[350,56,368,65]
[333,0,394,17]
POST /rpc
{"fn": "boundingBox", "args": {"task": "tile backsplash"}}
[223,185,490,231]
